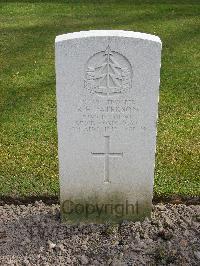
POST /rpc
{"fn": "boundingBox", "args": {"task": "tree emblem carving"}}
[85,46,132,96]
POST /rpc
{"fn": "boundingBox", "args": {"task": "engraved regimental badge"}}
[84,45,132,96]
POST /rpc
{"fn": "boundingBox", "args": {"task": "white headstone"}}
[55,30,162,223]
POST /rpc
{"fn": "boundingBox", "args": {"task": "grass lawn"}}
[0,0,199,197]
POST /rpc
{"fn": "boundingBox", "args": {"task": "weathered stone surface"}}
[55,30,162,223]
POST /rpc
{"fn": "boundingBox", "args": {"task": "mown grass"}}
[0,0,199,197]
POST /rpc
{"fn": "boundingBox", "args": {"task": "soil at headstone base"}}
[0,202,199,265]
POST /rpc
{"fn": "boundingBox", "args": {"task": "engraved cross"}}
[91,136,123,183]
